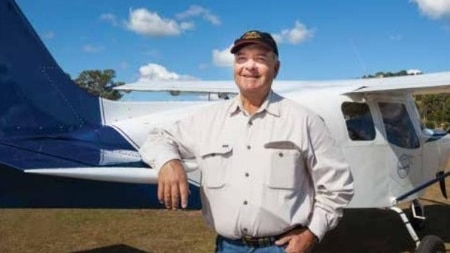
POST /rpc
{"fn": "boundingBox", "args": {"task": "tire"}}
[415,235,446,253]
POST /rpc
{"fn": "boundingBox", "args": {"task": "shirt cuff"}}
[139,145,180,172]
[306,208,329,242]
[153,154,181,172]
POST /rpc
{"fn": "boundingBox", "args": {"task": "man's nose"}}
[244,59,257,70]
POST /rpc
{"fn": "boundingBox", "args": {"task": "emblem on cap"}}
[242,31,262,40]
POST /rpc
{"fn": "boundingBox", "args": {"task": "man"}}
[139,30,354,253]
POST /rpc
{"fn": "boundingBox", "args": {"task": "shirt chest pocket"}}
[199,144,233,189]
[264,141,304,190]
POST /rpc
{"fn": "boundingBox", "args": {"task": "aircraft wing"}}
[344,71,450,95]
[115,80,239,94]
[118,72,450,97]
[116,79,338,97]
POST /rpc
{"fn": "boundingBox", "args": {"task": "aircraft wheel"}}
[415,235,446,253]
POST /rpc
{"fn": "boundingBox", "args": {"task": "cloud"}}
[138,63,197,81]
[212,45,234,67]
[411,0,450,19]
[100,13,120,26]
[82,44,104,53]
[407,69,422,75]
[176,5,221,25]
[211,22,313,68]
[126,8,194,36]
[272,21,314,44]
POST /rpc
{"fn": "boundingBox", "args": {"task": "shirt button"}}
[243,228,248,233]
[245,172,249,177]
[247,145,251,150]
[243,200,248,205]
[248,121,253,126]
[278,152,283,157]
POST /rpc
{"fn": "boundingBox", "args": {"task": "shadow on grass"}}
[314,205,450,253]
[72,244,152,253]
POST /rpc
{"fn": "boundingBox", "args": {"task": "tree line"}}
[363,70,449,129]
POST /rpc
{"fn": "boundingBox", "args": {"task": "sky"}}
[15,0,450,90]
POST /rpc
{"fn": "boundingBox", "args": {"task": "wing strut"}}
[395,170,450,202]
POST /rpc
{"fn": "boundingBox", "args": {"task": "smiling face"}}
[233,44,280,101]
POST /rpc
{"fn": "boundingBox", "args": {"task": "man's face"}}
[233,44,280,98]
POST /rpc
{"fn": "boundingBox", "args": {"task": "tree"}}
[363,70,450,128]
[74,69,124,100]
[362,70,409,79]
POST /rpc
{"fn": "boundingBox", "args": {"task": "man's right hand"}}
[157,159,189,210]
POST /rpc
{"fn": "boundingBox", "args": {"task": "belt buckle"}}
[242,235,254,247]
[242,235,274,247]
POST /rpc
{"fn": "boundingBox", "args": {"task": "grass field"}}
[1,182,449,253]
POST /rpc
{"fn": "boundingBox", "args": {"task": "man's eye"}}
[236,56,247,63]
[256,57,268,63]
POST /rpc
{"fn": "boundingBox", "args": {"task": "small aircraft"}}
[1,0,449,252]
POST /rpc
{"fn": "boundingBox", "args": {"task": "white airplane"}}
[0,0,448,252]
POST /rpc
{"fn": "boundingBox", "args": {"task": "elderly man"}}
[139,30,354,253]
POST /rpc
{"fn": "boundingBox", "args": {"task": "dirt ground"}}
[0,181,449,253]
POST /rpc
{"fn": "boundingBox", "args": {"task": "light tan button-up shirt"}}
[139,91,354,241]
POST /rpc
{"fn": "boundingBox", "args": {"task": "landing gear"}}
[391,202,446,253]
[409,199,426,230]
[390,170,450,252]
[415,235,446,253]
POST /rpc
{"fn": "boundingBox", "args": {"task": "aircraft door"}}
[377,101,423,201]
[341,101,390,207]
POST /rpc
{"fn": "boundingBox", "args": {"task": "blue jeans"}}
[215,236,286,253]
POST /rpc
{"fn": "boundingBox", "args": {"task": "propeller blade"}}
[436,171,448,199]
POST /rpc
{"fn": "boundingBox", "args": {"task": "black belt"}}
[218,225,304,248]
[218,235,277,248]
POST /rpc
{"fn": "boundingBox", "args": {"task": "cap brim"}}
[230,40,273,54]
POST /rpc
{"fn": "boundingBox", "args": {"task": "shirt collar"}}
[228,90,281,117]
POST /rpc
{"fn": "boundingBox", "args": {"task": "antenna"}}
[350,38,368,77]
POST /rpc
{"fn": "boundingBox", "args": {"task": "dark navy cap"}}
[230,30,278,56]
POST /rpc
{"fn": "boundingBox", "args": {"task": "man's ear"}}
[274,61,280,78]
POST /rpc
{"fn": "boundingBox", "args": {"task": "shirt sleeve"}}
[304,114,354,241]
[139,114,197,172]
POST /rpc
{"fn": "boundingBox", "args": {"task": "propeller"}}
[436,171,449,199]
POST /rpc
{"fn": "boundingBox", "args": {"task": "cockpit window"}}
[379,102,420,149]
[341,102,376,141]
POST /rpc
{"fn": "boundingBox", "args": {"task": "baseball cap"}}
[230,30,279,56]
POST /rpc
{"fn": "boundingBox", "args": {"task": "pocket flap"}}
[200,143,233,157]
[264,141,299,150]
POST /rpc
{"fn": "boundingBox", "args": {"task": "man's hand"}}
[157,159,189,210]
[275,227,317,253]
